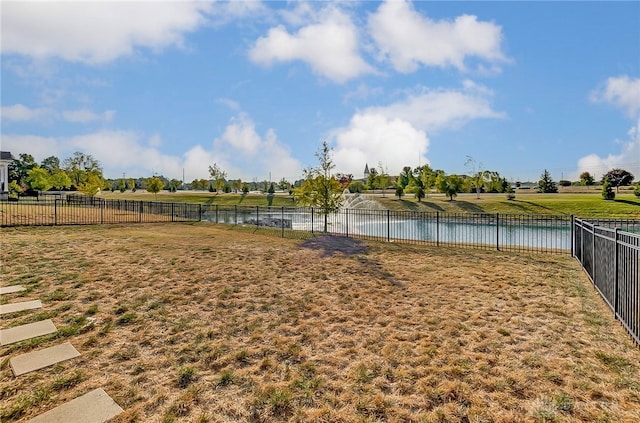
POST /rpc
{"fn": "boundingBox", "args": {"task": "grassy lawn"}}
[100,191,297,208]
[377,193,640,218]
[99,190,640,218]
[1,223,639,422]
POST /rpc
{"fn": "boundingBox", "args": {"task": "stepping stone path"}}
[10,342,81,376]
[1,284,124,421]
[0,299,42,315]
[0,284,25,294]
[0,319,57,346]
[26,388,124,423]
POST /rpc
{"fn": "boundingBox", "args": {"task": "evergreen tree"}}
[538,169,558,193]
[602,176,615,200]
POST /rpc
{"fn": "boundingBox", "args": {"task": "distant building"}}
[0,151,15,200]
[364,163,370,180]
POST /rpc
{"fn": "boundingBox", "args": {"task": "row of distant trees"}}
[6,149,638,204]
[8,152,105,198]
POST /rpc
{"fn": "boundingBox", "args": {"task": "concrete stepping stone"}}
[10,342,81,376]
[0,319,57,346]
[0,300,42,315]
[0,285,26,295]
[26,388,123,423]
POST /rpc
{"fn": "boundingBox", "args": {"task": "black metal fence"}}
[0,195,201,226]
[201,205,576,253]
[574,218,640,346]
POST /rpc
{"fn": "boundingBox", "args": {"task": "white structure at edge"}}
[0,151,14,200]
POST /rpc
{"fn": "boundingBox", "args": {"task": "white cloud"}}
[62,109,115,123]
[590,75,640,118]
[576,118,640,180]
[0,104,53,122]
[576,76,640,180]
[1,113,303,182]
[330,81,504,176]
[1,104,115,124]
[364,82,505,133]
[213,114,303,180]
[249,5,374,83]
[1,2,212,64]
[332,113,429,177]
[368,0,507,73]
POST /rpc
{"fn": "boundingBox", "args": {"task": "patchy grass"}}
[1,223,639,422]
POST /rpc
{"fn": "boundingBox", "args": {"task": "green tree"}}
[465,156,487,199]
[278,178,291,191]
[26,166,52,193]
[62,152,103,188]
[294,140,343,232]
[268,182,275,194]
[395,183,404,199]
[146,176,164,199]
[366,167,378,190]
[348,180,365,193]
[633,182,640,198]
[208,163,227,194]
[40,156,60,174]
[602,176,615,200]
[538,169,558,193]
[601,169,634,193]
[440,175,462,201]
[9,153,37,185]
[376,164,391,198]
[242,183,250,194]
[169,179,182,192]
[128,178,136,192]
[8,180,23,199]
[398,166,412,189]
[406,171,425,202]
[580,172,594,186]
[50,171,71,191]
[119,178,126,193]
[79,172,104,197]
[417,165,438,198]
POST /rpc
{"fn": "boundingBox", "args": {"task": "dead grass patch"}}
[1,223,639,422]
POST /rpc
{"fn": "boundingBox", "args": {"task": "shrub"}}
[602,177,615,200]
[634,183,640,198]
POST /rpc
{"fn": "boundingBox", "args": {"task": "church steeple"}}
[364,163,370,178]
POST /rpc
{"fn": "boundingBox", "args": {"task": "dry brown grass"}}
[1,223,639,423]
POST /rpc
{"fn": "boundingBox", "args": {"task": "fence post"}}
[234,205,238,225]
[571,215,575,257]
[580,219,584,264]
[592,223,596,284]
[281,207,285,238]
[100,199,104,224]
[613,228,619,319]
[256,206,259,230]
[171,203,175,222]
[496,213,500,251]
[344,209,349,238]
[387,209,390,242]
[311,208,314,234]
[53,199,57,226]
[139,201,143,223]
[215,205,219,224]
[436,212,440,247]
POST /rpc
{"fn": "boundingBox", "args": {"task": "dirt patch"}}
[301,235,368,256]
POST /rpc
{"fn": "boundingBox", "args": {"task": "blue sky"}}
[1,1,639,184]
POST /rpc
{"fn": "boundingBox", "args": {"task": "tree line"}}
[5,149,638,203]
